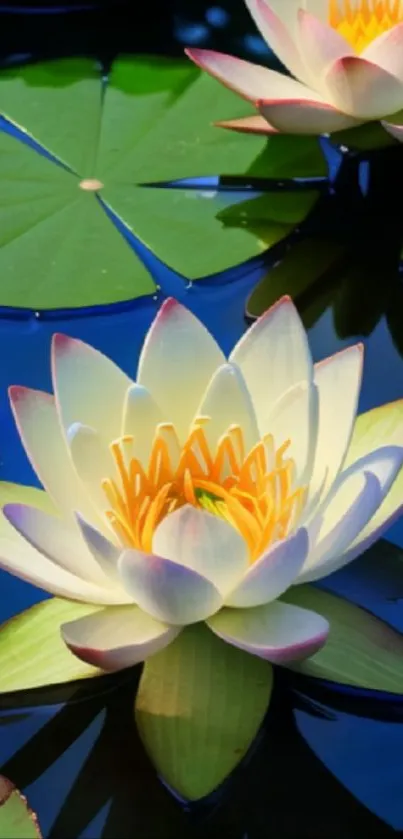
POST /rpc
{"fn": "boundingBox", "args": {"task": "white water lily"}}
[2,296,403,672]
[186,0,403,137]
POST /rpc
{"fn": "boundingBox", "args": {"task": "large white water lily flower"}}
[2,296,403,672]
[186,0,403,137]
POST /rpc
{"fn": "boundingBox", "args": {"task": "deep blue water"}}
[1,3,403,837]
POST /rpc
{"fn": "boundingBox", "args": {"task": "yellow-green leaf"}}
[0,777,42,838]
[283,585,403,693]
[135,623,272,801]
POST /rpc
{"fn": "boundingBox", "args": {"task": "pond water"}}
[1,2,403,837]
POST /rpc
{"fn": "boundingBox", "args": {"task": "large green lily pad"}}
[0,56,325,309]
[0,777,41,838]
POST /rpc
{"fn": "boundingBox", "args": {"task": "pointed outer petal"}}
[51,333,132,445]
[215,114,279,134]
[122,383,165,463]
[263,380,318,483]
[297,9,354,83]
[152,506,248,596]
[244,0,313,84]
[118,550,223,625]
[258,98,362,134]
[61,605,180,672]
[137,299,225,443]
[328,400,403,566]
[305,345,364,508]
[184,48,321,104]
[381,119,403,141]
[67,423,113,522]
[207,600,329,663]
[299,445,403,582]
[2,503,112,587]
[230,296,313,432]
[325,55,403,119]
[225,528,309,608]
[9,387,98,524]
[194,363,260,453]
[75,513,122,584]
[363,22,403,78]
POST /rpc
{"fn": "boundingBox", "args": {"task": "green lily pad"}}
[135,623,272,801]
[0,57,325,308]
[283,585,403,694]
[0,777,41,838]
[0,597,104,693]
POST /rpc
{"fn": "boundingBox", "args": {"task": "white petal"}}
[263,380,318,482]
[244,0,312,84]
[299,445,403,582]
[225,528,309,607]
[61,604,180,671]
[194,363,260,454]
[153,506,248,594]
[137,299,225,442]
[75,513,121,583]
[325,55,403,119]
[230,297,313,432]
[68,422,114,520]
[207,600,329,663]
[215,114,279,134]
[185,48,321,103]
[9,387,97,523]
[118,549,222,625]
[298,9,353,83]
[306,345,363,507]
[52,333,131,445]
[259,98,362,133]
[122,384,165,463]
[363,22,403,78]
[2,503,113,588]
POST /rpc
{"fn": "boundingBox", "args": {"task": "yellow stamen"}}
[102,419,308,562]
[329,0,403,51]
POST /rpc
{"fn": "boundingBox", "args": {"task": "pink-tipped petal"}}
[152,506,248,595]
[230,296,313,430]
[363,22,403,78]
[325,55,403,119]
[207,600,329,663]
[298,8,353,83]
[215,114,278,134]
[382,120,403,142]
[225,528,309,608]
[137,298,224,442]
[118,549,222,625]
[61,605,180,671]
[9,387,98,523]
[245,0,312,84]
[185,47,319,103]
[52,333,131,445]
[258,97,362,134]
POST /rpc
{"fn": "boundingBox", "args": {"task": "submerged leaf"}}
[135,623,272,800]
[0,776,42,838]
[283,585,403,693]
[0,598,104,693]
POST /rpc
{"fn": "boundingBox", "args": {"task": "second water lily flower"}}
[186,0,403,137]
[1,297,403,672]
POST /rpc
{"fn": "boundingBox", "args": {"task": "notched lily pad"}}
[0,57,325,308]
[0,776,42,838]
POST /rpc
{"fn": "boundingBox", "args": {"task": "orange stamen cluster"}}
[329,0,403,51]
[102,421,307,563]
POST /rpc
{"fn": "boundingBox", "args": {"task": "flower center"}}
[329,0,403,52]
[102,422,307,562]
